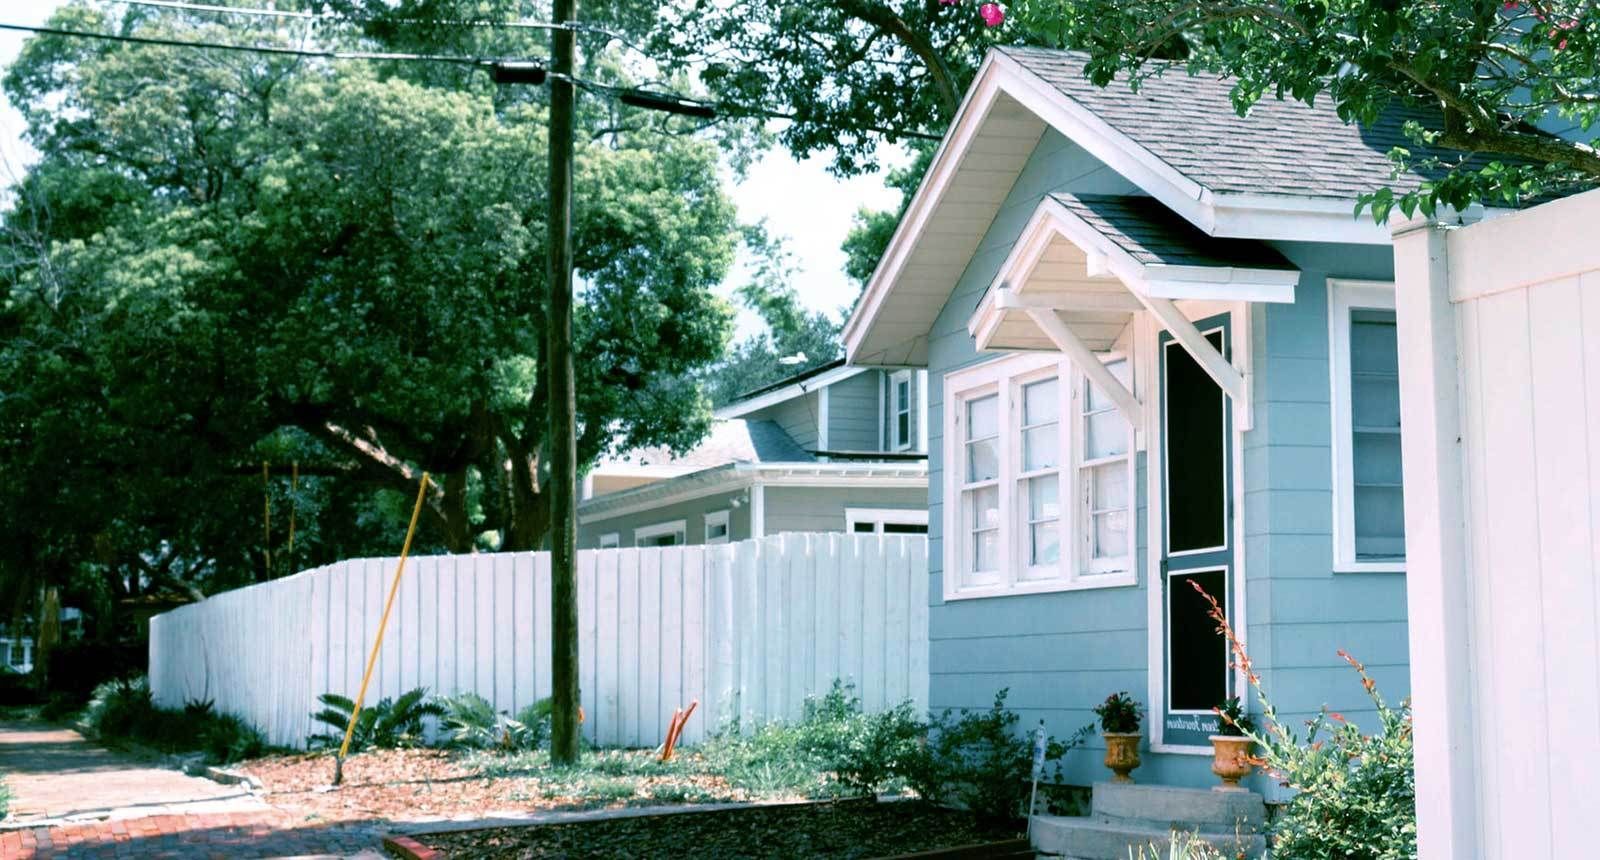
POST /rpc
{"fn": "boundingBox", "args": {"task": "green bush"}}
[1187,581,1416,860]
[438,693,552,751]
[308,687,443,752]
[80,676,271,765]
[904,689,1093,826]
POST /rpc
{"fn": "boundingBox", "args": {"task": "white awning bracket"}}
[1133,293,1254,431]
[1025,307,1143,424]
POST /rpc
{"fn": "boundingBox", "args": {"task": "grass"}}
[0,774,9,821]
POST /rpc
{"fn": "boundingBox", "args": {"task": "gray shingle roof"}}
[1050,193,1297,270]
[1001,46,1477,200]
[603,419,813,472]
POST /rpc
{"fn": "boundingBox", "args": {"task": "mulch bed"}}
[415,799,1022,859]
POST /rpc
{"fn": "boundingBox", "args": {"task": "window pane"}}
[1030,522,1060,566]
[1023,378,1058,425]
[1093,511,1129,559]
[974,529,999,572]
[1353,433,1403,485]
[884,522,927,534]
[1028,475,1059,520]
[1092,462,1129,511]
[1023,426,1059,471]
[967,394,998,440]
[898,412,911,444]
[852,522,876,533]
[1349,312,1405,560]
[1086,359,1130,413]
[967,438,999,482]
[970,485,1000,530]
[1086,411,1129,460]
[897,380,910,410]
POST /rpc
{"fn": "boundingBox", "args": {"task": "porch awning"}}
[968,193,1301,431]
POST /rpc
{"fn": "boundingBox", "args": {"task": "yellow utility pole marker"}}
[333,472,430,787]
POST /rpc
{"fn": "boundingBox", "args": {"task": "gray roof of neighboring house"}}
[600,419,814,473]
[1001,46,1505,200]
[1050,193,1297,270]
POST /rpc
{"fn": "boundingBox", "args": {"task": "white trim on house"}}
[578,462,928,525]
[845,508,929,534]
[714,364,870,419]
[942,353,1138,602]
[917,370,930,452]
[635,519,687,547]
[818,384,831,454]
[843,48,1381,367]
[599,532,621,549]
[1328,279,1406,574]
[704,510,731,544]
[750,483,766,539]
[890,370,914,451]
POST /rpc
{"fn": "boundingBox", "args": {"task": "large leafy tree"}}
[2,0,741,606]
[1006,0,1600,216]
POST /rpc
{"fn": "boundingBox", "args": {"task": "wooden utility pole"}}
[546,0,582,766]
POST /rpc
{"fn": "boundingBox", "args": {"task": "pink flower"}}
[939,0,958,5]
[979,2,1005,27]
[1559,38,1568,49]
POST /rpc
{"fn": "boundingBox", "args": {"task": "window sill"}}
[1332,562,1406,574]
[943,570,1137,602]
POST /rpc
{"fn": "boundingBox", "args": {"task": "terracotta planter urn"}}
[1102,732,1142,783]
[1208,735,1255,791]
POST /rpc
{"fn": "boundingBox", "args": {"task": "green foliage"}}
[1187,581,1415,859]
[905,689,1093,825]
[1092,691,1142,734]
[309,687,444,753]
[1214,696,1254,737]
[438,692,552,751]
[79,676,270,764]
[1128,832,1228,859]
[1004,0,1600,217]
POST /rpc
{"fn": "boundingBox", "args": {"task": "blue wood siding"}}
[921,129,1413,792]
[827,370,883,452]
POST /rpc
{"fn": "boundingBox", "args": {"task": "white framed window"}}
[1329,279,1405,573]
[704,510,731,544]
[943,353,1137,600]
[634,519,686,548]
[598,532,621,549]
[846,508,929,535]
[890,370,914,450]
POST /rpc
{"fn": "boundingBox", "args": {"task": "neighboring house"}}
[844,46,1452,794]
[0,637,32,674]
[578,361,928,549]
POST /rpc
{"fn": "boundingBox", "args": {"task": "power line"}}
[0,21,944,141]
[0,21,500,64]
[104,0,621,40]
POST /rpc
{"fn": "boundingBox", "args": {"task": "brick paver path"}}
[0,723,387,858]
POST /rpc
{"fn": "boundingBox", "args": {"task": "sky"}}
[0,0,903,335]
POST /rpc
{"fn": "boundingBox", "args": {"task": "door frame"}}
[1142,300,1252,754]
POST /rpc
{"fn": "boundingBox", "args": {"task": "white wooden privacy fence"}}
[1394,188,1600,860]
[149,533,929,750]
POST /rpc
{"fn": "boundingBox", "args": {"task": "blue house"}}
[844,47,1419,795]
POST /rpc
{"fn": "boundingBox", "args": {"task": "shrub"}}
[1189,581,1416,860]
[438,693,552,751]
[834,699,926,795]
[905,689,1093,825]
[1092,691,1141,734]
[80,676,271,764]
[308,687,443,752]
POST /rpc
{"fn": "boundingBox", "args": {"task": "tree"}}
[1005,0,1600,217]
[701,228,844,406]
[2,1,742,586]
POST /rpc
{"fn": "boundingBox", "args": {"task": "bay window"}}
[944,353,1137,600]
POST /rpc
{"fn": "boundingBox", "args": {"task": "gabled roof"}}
[844,46,1435,366]
[1049,193,1296,271]
[1002,47,1475,201]
[715,360,870,419]
[592,419,814,480]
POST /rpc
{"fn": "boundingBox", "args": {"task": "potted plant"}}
[1209,696,1257,791]
[1092,691,1142,783]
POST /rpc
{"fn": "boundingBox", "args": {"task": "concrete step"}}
[1031,815,1266,860]
[1089,782,1265,831]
